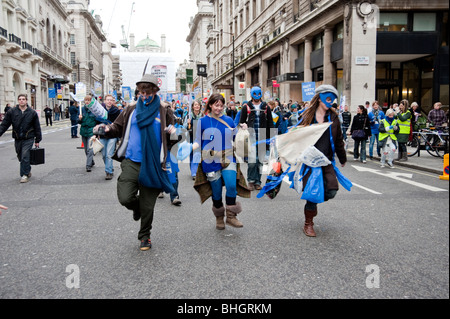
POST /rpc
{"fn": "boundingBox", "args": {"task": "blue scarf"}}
[136,95,174,193]
[386,117,394,125]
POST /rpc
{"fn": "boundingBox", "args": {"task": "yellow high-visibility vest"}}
[397,110,411,135]
[379,119,398,141]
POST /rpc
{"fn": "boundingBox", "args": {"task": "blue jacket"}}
[368,110,385,135]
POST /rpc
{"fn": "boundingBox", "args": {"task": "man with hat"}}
[96,74,177,251]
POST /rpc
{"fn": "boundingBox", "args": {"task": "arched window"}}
[58,30,62,55]
[46,19,51,48]
[52,25,57,51]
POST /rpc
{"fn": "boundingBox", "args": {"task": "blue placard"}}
[302,82,316,102]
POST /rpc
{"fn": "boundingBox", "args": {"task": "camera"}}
[94,125,106,136]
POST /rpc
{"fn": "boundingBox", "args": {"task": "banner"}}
[151,65,168,94]
[75,82,87,101]
[302,82,316,102]
[122,86,132,102]
[94,81,102,97]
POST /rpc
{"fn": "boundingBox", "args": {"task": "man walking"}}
[341,105,352,142]
[69,101,80,138]
[239,86,274,190]
[43,105,53,126]
[99,95,121,180]
[0,94,42,183]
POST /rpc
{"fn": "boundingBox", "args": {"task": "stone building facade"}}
[206,0,449,112]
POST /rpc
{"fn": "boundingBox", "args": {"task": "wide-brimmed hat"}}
[136,74,160,91]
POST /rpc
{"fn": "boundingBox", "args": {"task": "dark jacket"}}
[78,107,99,138]
[350,113,371,141]
[341,111,352,127]
[104,105,121,123]
[105,101,176,168]
[44,107,53,117]
[69,105,80,121]
[0,106,42,143]
[301,110,347,191]
[239,100,274,149]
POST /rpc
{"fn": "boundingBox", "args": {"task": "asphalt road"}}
[0,121,448,300]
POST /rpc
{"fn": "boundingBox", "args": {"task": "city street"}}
[0,120,448,300]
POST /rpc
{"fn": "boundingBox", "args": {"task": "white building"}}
[205,0,449,112]
[185,0,214,99]
[1,0,45,112]
[115,34,176,94]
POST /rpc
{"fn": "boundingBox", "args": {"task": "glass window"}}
[334,22,344,41]
[378,13,408,32]
[413,13,436,31]
[70,52,76,66]
[313,33,323,50]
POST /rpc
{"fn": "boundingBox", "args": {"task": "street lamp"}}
[210,29,235,95]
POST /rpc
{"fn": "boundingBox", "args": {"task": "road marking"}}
[351,182,383,195]
[352,165,448,192]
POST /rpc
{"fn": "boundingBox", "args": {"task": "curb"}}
[346,150,442,175]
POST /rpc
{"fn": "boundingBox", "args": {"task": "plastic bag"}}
[300,166,325,204]
[333,164,352,192]
[299,145,332,168]
[235,128,250,158]
[177,141,193,161]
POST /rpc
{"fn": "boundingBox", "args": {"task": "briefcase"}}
[30,147,45,165]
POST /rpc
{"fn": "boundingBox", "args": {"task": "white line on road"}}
[352,165,448,192]
[351,182,383,195]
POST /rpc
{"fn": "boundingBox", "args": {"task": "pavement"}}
[344,137,446,176]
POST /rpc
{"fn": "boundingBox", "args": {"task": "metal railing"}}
[8,33,21,46]
[22,41,33,52]
[0,26,7,39]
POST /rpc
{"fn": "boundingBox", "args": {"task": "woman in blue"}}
[298,85,348,237]
[192,93,251,230]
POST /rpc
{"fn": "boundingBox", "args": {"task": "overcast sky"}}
[88,0,198,65]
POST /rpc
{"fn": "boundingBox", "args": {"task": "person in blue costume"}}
[190,93,251,230]
[296,85,348,237]
[98,74,177,251]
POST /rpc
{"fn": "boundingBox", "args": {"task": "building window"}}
[312,33,323,50]
[334,22,344,41]
[70,34,76,45]
[378,13,408,32]
[70,52,76,66]
[413,13,436,31]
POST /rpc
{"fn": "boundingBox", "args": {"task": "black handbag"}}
[352,129,366,140]
[30,147,45,165]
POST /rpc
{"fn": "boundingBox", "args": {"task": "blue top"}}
[368,110,386,134]
[126,110,161,163]
[195,115,236,173]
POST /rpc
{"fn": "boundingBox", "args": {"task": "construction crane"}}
[119,2,135,49]
[120,25,128,49]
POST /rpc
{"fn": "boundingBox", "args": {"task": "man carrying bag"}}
[0,94,42,183]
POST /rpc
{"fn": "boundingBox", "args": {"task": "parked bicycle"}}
[408,127,449,158]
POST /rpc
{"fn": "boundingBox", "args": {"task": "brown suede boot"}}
[226,202,243,228]
[212,205,225,230]
[303,208,318,237]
